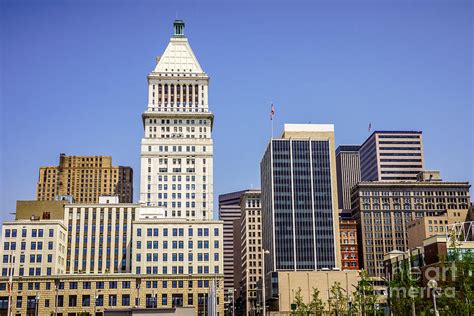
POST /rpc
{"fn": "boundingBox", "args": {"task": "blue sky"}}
[0,0,472,221]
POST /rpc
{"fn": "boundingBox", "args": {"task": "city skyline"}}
[1,1,472,224]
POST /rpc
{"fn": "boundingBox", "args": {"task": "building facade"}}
[261,124,341,274]
[239,190,262,316]
[64,201,138,274]
[139,20,213,220]
[0,274,222,316]
[359,131,424,181]
[336,145,361,210]
[339,219,359,270]
[351,172,471,276]
[132,219,223,277]
[36,154,133,203]
[406,209,469,249]
[1,219,67,277]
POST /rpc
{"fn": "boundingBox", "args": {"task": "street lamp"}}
[34,292,39,316]
[261,249,270,316]
[428,280,440,316]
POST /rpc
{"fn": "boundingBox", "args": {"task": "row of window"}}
[4,228,55,238]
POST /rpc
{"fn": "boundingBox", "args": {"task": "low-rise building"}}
[0,219,67,277]
[339,219,359,270]
[0,274,222,316]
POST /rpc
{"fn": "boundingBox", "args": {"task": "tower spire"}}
[173,19,185,37]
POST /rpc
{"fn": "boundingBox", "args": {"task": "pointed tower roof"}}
[152,20,205,75]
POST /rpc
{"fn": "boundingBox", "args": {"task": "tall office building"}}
[359,131,424,181]
[36,154,133,203]
[351,171,471,276]
[140,20,213,220]
[336,145,361,210]
[261,124,341,273]
[218,191,246,295]
[239,190,262,316]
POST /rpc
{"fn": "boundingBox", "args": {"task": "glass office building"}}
[260,124,340,273]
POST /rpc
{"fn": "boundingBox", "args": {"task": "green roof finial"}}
[173,20,185,37]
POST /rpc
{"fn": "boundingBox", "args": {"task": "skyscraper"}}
[36,154,133,203]
[238,190,262,316]
[336,145,361,210]
[140,20,213,220]
[218,191,246,295]
[359,131,424,181]
[260,124,341,273]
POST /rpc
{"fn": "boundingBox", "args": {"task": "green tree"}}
[352,269,378,316]
[388,256,424,316]
[328,282,347,316]
[436,229,474,315]
[307,287,325,316]
[293,287,308,314]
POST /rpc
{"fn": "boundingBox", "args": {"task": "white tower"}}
[140,20,214,220]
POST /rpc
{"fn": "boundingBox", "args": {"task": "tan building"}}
[407,209,469,249]
[266,271,360,313]
[15,200,67,220]
[36,153,133,203]
[351,171,471,277]
[0,273,223,316]
[239,190,262,316]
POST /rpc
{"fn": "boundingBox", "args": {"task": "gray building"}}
[359,131,424,181]
[260,124,341,275]
[336,145,361,210]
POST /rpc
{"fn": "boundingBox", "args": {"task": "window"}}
[109,295,117,306]
[122,294,130,306]
[82,295,90,307]
[68,295,77,307]
[96,295,104,306]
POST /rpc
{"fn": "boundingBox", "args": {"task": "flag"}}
[368,123,372,133]
[270,104,275,120]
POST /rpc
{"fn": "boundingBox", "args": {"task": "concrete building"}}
[339,219,359,270]
[359,131,424,181]
[265,271,360,313]
[351,171,471,276]
[139,20,213,220]
[0,218,67,277]
[261,124,341,274]
[218,190,246,294]
[239,190,262,316]
[336,145,361,210]
[132,218,224,277]
[0,273,222,316]
[406,209,469,249]
[64,200,139,274]
[36,154,133,203]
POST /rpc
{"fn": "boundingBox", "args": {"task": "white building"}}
[0,219,67,277]
[140,20,214,220]
[132,219,224,276]
[64,202,139,274]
